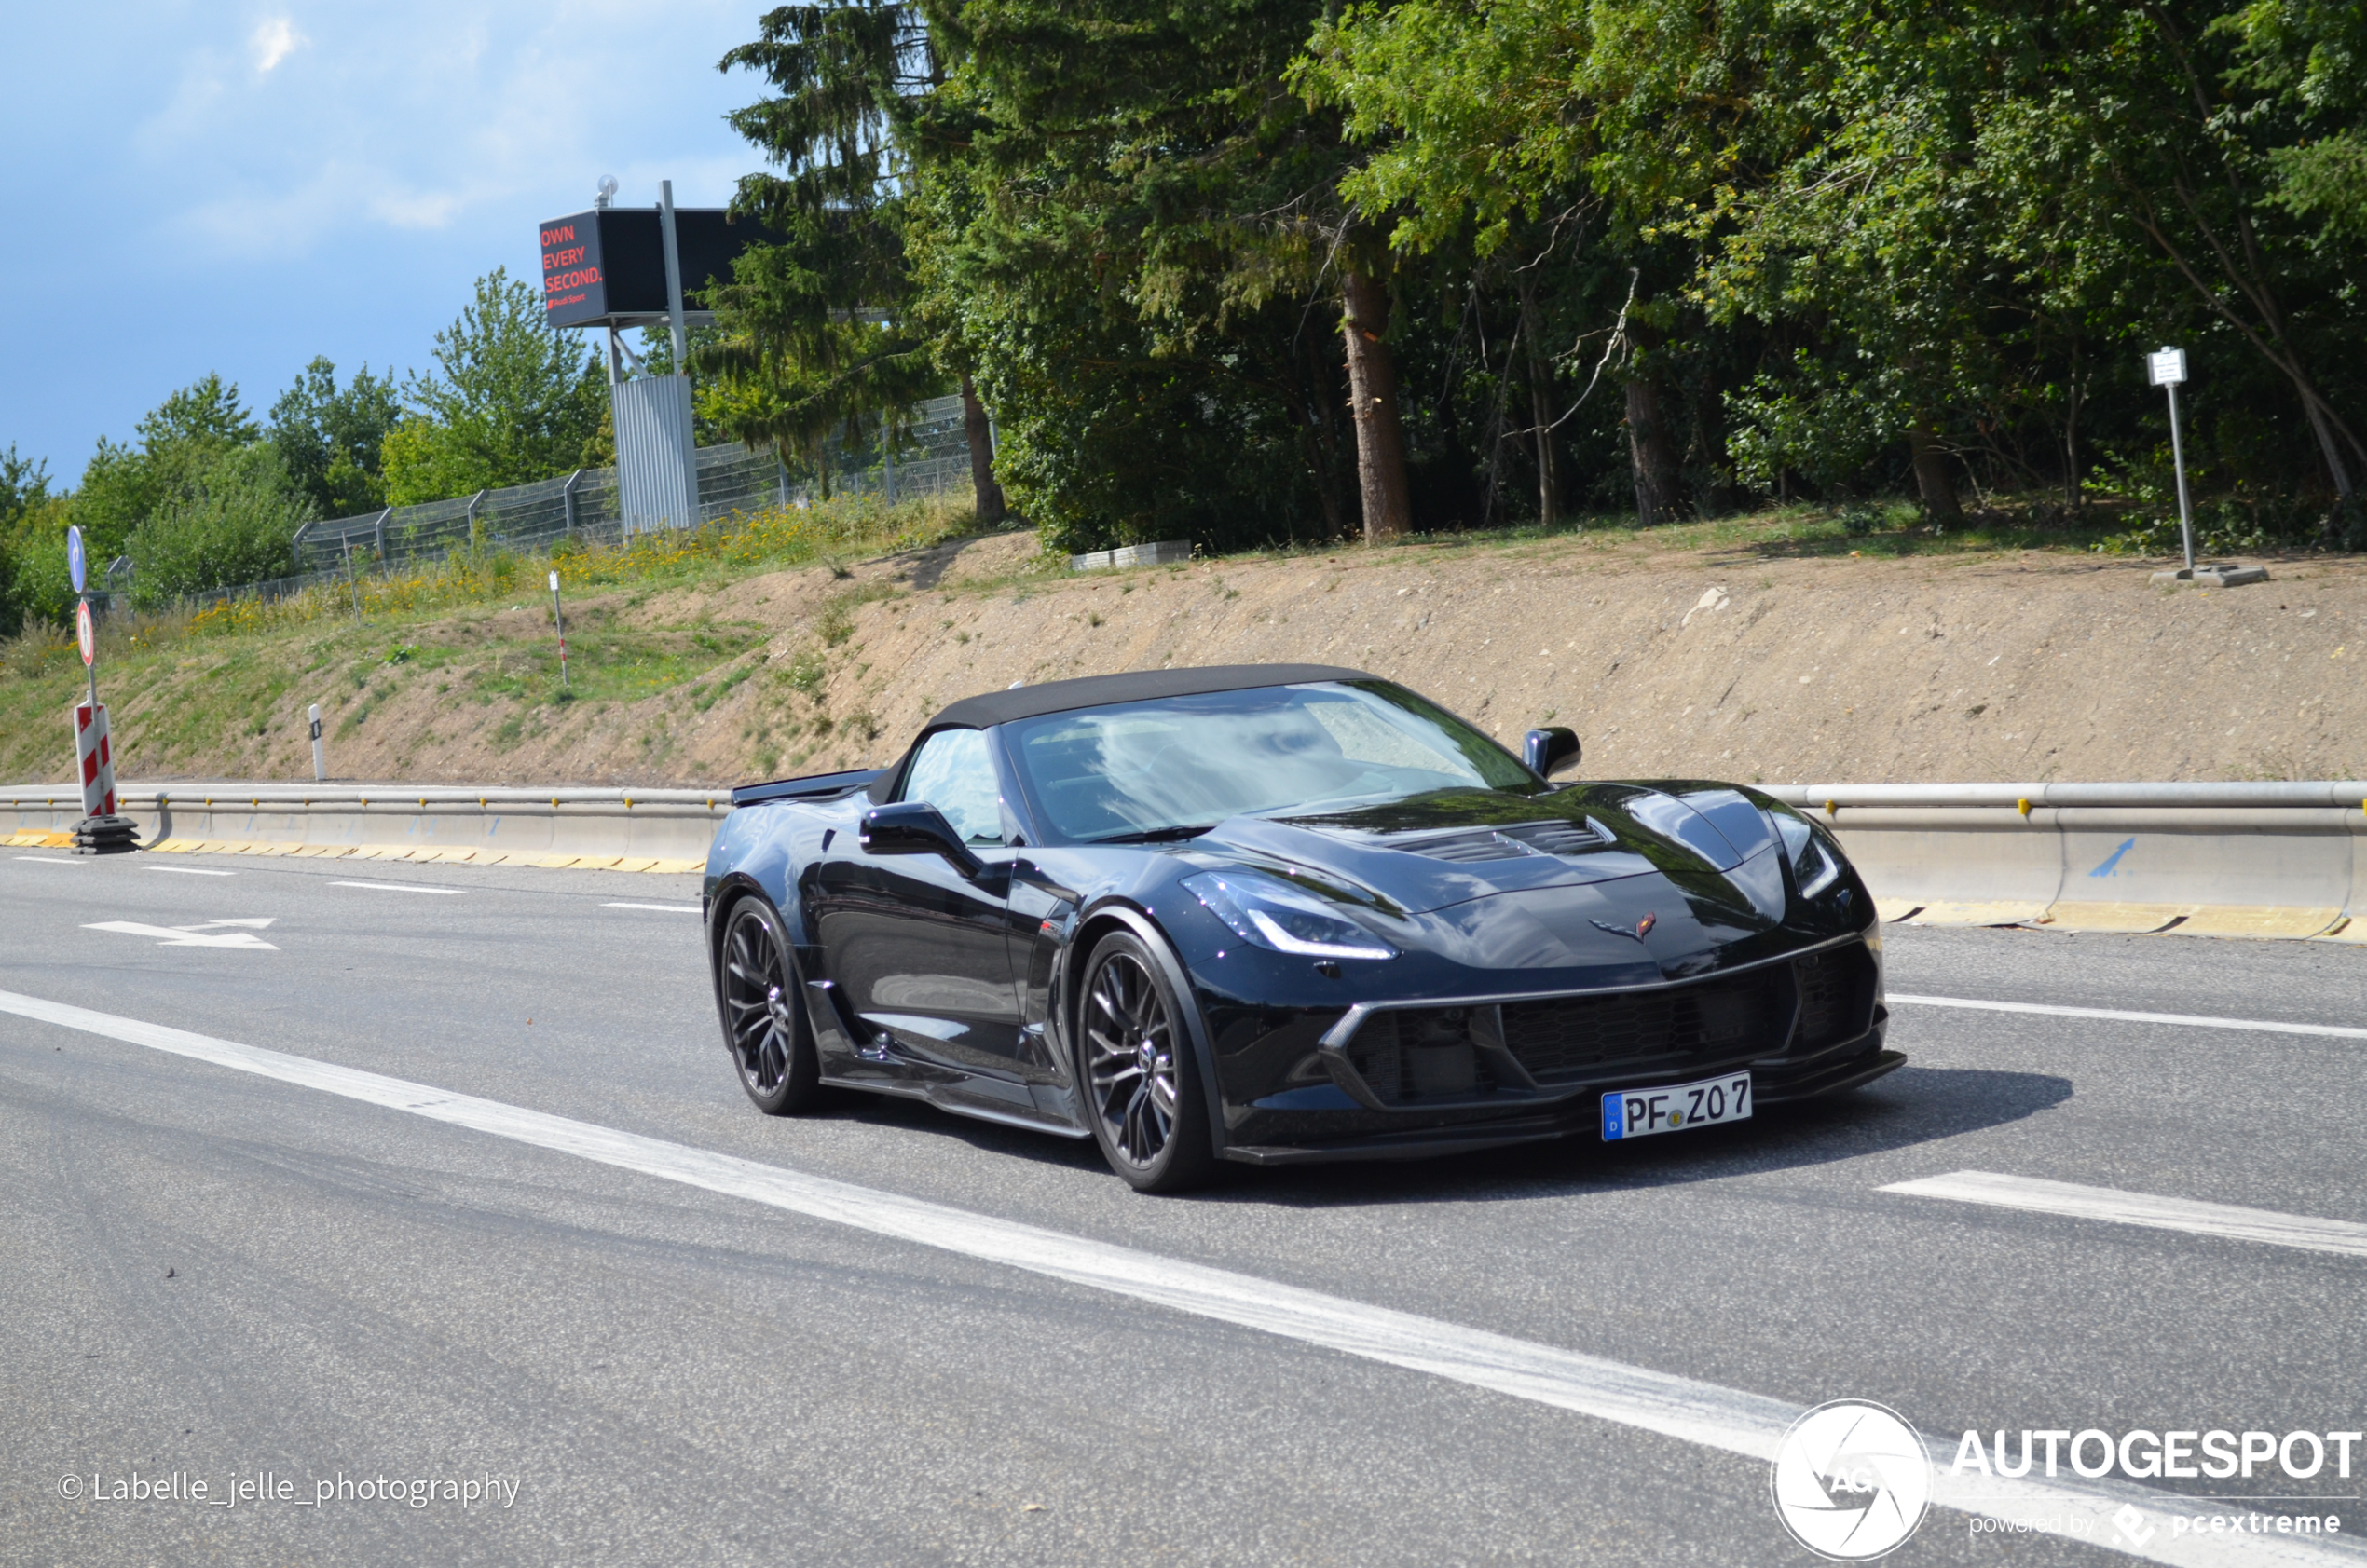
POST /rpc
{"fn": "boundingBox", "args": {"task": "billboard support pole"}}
[659,180,701,528]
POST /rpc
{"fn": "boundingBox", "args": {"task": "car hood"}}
[1194,782,1786,919]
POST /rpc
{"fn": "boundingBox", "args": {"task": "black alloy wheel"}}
[1078,930,1214,1193]
[718,897,823,1115]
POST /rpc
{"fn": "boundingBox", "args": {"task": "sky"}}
[0,3,769,484]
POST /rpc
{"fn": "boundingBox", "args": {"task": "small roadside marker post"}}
[2149,346,2196,575]
[308,702,326,782]
[550,570,569,689]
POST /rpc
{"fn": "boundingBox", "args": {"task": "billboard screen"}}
[540,213,609,328]
[539,209,773,331]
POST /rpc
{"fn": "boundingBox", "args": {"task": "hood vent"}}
[1394,820,1608,863]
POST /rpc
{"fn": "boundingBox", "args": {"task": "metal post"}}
[2148,345,2196,575]
[465,489,487,554]
[374,505,391,562]
[883,436,895,504]
[308,703,326,782]
[344,544,363,621]
[2167,382,2196,574]
[659,180,701,529]
[659,182,689,370]
[550,570,569,690]
[563,469,581,535]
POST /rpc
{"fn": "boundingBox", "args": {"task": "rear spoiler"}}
[729,768,884,807]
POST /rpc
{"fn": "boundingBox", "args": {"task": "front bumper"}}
[1211,934,1902,1165]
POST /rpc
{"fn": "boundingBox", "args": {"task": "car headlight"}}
[1770,809,1844,898]
[1182,870,1397,961]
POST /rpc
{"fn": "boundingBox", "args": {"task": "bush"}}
[128,444,314,606]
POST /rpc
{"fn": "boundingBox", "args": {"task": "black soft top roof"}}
[927,663,1376,730]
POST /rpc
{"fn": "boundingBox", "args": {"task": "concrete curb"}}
[1761,784,2367,941]
[2,782,724,874]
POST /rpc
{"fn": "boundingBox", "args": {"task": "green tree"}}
[0,444,54,626]
[269,357,404,518]
[126,444,313,606]
[383,267,605,505]
[706,5,953,502]
[74,373,262,560]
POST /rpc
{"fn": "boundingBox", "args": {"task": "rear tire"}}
[1076,930,1216,1193]
[716,896,825,1115]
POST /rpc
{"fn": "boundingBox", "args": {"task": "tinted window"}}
[899,728,1005,845]
[1008,681,1535,842]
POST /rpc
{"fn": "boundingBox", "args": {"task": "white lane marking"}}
[1891,993,2367,1043]
[146,865,236,876]
[82,922,279,950]
[330,879,463,896]
[1882,1170,2367,1260]
[0,989,2341,1568]
[184,917,274,929]
[13,856,84,865]
[603,902,701,913]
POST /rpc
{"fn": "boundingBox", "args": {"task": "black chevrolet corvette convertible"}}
[702,664,1900,1191]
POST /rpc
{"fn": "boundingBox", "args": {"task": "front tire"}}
[716,896,825,1115]
[1077,930,1215,1193]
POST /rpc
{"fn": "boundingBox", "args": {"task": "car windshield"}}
[1006,681,1538,843]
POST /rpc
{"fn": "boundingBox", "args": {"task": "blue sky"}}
[2,3,769,484]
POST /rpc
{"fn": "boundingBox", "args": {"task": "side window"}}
[899,729,1005,845]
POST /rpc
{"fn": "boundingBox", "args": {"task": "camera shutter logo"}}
[1770,1400,1933,1560]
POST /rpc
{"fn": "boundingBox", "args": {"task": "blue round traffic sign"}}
[66,525,87,594]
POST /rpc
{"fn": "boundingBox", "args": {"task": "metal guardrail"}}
[8,776,2364,932]
[1759,782,2367,938]
[1,783,728,871]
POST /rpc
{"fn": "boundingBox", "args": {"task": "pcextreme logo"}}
[1772,1400,1935,1561]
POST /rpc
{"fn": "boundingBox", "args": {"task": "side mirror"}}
[861,801,984,878]
[1524,726,1581,780]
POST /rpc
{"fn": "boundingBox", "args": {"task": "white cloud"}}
[250,16,302,74]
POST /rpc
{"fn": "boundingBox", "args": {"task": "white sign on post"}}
[2148,347,2187,387]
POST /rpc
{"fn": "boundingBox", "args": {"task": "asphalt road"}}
[3,848,2363,1567]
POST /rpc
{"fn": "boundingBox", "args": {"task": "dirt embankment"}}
[24,530,2367,786]
[785,538,2366,786]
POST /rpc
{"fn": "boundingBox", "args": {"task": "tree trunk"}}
[1341,266,1415,541]
[1621,372,1682,530]
[1907,420,1962,522]
[960,373,1006,525]
[1514,273,1560,528]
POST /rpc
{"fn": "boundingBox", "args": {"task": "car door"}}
[814,728,1027,1076]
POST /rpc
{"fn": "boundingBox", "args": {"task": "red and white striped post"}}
[73,699,116,818]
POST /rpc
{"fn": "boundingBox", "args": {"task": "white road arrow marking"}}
[181,918,276,929]
[83,921,280,950]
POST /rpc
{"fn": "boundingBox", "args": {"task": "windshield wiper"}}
[1091,824,1216,845]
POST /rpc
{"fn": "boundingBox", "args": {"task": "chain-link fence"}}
[180,393,978,611]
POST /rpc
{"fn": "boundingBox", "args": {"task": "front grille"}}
[1334,939,1877,1107]
[1498,968,1792,1085]
[1792,941,1878,1052]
